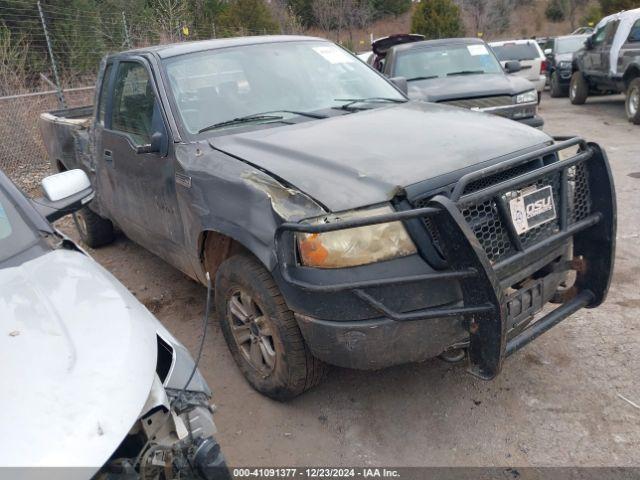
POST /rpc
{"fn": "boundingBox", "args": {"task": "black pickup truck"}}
[40,36,616,400]
[570,9,640,123]
[369,36,544,128]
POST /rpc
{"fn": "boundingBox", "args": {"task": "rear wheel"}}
[73,207,115,248]
[215,254,327,400]
[625,78,640,124]
[569,72,588,104]
[550,71,567,97]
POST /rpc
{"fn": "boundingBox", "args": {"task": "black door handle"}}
[104,150,113,162]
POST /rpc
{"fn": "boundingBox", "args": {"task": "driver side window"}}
[592,23,610,46]
[111,62,156,146]
[629,20,640,43]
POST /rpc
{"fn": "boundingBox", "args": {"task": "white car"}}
[489,39,547,102]
[0,169,228,479]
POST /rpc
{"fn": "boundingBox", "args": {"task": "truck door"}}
[99,58,187,268]
[585,21,619,77]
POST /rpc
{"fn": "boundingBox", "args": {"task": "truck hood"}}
[406,73,535,102]
[211,101,550,212]
[0,248,159,473]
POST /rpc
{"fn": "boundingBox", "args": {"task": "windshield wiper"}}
[333,97,406,111]
[197,110,327,134]
[407,75,439,81]
[198,114,285,133]
[447,70,485,76]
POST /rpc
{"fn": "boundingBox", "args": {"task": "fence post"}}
[122,11,132,49]
[37,0,65,108]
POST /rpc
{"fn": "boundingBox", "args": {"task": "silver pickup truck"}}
[40,36,616,400]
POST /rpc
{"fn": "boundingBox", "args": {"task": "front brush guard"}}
[275,138,616,380]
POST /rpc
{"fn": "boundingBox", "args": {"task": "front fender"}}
[175,145,325,282]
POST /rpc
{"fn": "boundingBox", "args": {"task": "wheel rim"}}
[228,290,276,374]
[570,81,577,99]
[629,87,639,117]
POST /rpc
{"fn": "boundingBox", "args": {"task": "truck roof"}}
[114,35,325,59]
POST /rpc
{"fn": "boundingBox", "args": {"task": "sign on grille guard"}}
[275,137,616,380]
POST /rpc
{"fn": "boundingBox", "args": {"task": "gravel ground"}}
[54,93,640,468]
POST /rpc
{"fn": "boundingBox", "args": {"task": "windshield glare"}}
[0,188,39,263]
[164,41,405,134]
[394,43,503,80]
[492,43,540,61]
[557,37,587,54]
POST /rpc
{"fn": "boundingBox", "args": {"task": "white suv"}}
[490,39,547,102]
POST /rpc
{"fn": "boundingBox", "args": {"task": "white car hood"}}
[0,248,160,472]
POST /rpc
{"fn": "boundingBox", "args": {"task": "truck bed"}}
[40,105,93,128]
[39,105,93,174]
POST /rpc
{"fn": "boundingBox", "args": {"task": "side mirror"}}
[136,131,165,155]
[389,76,408,95]
[504,60,522,73]
[32,169,94,223]
[544,48,552,56]
[585,36,594,50]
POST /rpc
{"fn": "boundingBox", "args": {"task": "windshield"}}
[492,42,540,61]
[394,43,503,80]
[557,36,587,54]
[163,41,405,135]
[0,187,40,263]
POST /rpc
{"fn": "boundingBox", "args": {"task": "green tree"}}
[545,0,566,22]
[598,0,640,15]
[411,0,464,39]
[216,0,279,35]
[370,0,412,18]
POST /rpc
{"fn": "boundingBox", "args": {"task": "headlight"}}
[558,61,572,69]
[516,90,537,104]
[296,205,417,268]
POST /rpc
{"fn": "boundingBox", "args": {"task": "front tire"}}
[625,78,640,124]
[215,254,327,400]
[569,72,588,104]
[73,207,115,248]
[550,71,567,97]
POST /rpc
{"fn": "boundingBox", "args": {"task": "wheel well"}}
[56,160,67,172]
[624,66,640,90]
[199,230,248,280]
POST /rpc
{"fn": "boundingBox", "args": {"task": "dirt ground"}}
[57,93,640,468]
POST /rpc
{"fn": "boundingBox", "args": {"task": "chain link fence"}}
[0,87,94,194]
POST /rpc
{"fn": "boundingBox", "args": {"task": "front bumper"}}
[275,138,616,379]
[517,115,544,128]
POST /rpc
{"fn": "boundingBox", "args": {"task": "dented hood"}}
[0,248,158,473]
[211,101,550,212]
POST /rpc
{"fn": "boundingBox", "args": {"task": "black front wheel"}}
[215,254,327,400]
[73,207,115,248]
[550,71,567,97]
[569,72,589,105]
